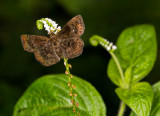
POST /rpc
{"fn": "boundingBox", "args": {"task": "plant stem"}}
[63,58,73,103]
[90,35,126,116]
[109,52,125,84]
[117,101,126,116]
[63,58,79,115]
[64,58,71,82]
[109,52,126,116]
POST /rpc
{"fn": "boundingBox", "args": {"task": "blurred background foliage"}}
[0,0,160,115]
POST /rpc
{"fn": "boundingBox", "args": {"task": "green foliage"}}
[151,81,160,116]
[116,82,153,116]
[13,74,106,116]
[90,24,157,116]
[107,25,157,86]
[1,0,160,115]
[130,81,160,116]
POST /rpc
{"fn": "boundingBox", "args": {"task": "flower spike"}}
[36,18,61,34]
[90,35,117,52]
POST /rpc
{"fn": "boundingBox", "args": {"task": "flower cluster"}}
[90,35,117,52]
[36,18,61,34]
[99,38,117,51]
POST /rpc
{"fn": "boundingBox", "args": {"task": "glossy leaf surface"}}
[13,74,106,116]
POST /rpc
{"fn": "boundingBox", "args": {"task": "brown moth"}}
[21,15,85,66]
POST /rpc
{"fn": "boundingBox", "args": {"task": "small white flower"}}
[53,23,58,29]
[39,18,61,34]
[57,26,61,32]
[107,46,111,51]
[109,42,113,46]
[50,27,54,31]
[45,18,57,29]
[112,45,117,50]
[99,38,117,52]
[45,18,52,23]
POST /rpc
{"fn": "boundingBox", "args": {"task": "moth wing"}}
[57,15,85,38]
[60,37,84,59]
[21,35,60,66]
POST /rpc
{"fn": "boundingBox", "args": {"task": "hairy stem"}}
[110,52,126,116]
[117,101,126,116]
[63,58,80,115]
[90,35,126,116]
[90,35,124,84]
[109,52,125,86]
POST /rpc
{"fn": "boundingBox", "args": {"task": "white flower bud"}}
[112,45,117,50]
[107,46,111,51]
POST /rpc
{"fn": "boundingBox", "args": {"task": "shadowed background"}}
[0,0,160,116]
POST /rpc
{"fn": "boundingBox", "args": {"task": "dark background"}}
[0,0,160,116]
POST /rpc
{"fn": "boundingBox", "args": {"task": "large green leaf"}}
[107,25,157,86]
[13,74,106,116]
[130,81,160,116]
[116,82,153,116]
[150,81,160,116]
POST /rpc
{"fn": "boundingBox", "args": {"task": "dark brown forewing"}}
[20,35,60,66]
[51,38,63,59]
[60,37,84,59]
[57,15,85,39]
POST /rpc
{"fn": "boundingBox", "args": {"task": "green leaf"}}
[150,81,160,116]
[107,24,157,86]
[116,82,153,116]
[130,81,160,116]
[13,74,106,116]
[130,112,137,116]
[124,66,132,88]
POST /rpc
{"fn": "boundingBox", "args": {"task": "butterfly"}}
[21,15,85,66]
